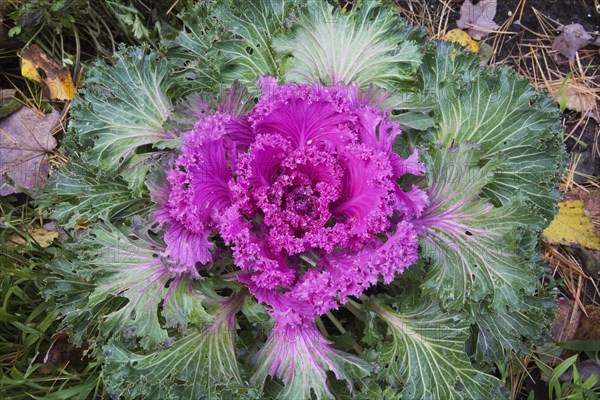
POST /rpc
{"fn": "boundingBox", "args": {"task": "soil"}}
[407,0,600,34]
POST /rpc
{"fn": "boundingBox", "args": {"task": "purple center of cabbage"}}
[157,78,428,326]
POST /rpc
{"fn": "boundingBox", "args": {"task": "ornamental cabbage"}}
[41,0,565,399]
[159,78,425,318]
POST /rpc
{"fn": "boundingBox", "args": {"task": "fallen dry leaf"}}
[456,0,499,40]
[543,198,600,251]
[552,24,593,61]
[9,226,59,248]
[548,80,597,113]
[550,297,582,343]
[29,226,60,247]
[578,189,600,237]
[36,333,88,374]
[21,44,75,100]
[574,305,600,342]
[0,107,59,195]
[559,359,600,383]
[559,304,600,359]
[43,221,69,243]
[444,29,480,52]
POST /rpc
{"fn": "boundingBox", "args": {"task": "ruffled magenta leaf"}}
[241,134,290,189]
[290,221,418,315]
[211,82,425,321]
[331,144,396,235]
[153,110,248,269]
[252,84,356,148]
[179,121,233,216]
[160,220,212,270]
[149,176,214,272]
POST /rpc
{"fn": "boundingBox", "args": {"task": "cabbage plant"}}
[41,1,565,399]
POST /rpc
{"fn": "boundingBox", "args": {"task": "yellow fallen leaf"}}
[9,226,59,248]
[29,227,60,247]
[444,29,480,53]
[543,200,600,250]
[21,44,75,100]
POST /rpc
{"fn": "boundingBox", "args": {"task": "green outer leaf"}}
[166,0,306,94]
[36,161,150,228]
[418,147,541,312]
[162,276,212,330]
[72,47,176,171]
[119,154,158,198]
[369,300,505,400]
[420,42,565,220]
[43,253,98,347]
[382,90,435,132]
[47,222,205,350]
[216,0,306,85]
[83,223,172,349]
[163,2,229,96]
[104,289,247,400]
[473,295,554,366]
[355,382,403,400]
[274,0,422,89]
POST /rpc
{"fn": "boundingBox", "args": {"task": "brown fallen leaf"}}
[21,44,75,101]
[578,189,600,237]
[559,359,600,384]
[36,334,88,374]
[561,305,600,359]
[0,107,59,195]
[550,297,582,344]
[548,80,598,113]
[574,305,600,343]
[456,0,499,40]
[552,24,593,61]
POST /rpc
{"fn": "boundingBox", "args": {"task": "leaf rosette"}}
[40,0,565,399]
